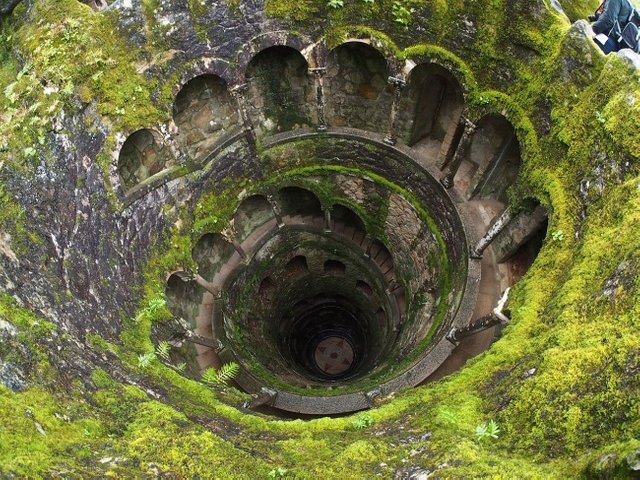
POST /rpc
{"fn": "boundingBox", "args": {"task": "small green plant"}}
[351,413,374,430]
[391,0,411,26]
[137,352,156,369]
[414,292,431,308]
[475,420,500,442]
[438,408,458,426]
[551,229,565,242]
[327,0,344,8]
[201,362,240,385]
[155,340,171,360]
[135,297,167,323]
[267,467,288,479]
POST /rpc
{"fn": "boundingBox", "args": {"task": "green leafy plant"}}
[135,297,167,323]
[267,467,288,479]
[174,362,187,372]
[201,362,240,385]
[438,408,458,426]
[351,413,374,430]
[551,229,565,242]
[155,340,171,360]
[327,0,344,8]
[137,352,156,369]
[475,420,500,442]
[391,0,411,26]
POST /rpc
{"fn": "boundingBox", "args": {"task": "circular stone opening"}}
[173,149,478,414]
[285,294,365,381]
[226,225,399,390]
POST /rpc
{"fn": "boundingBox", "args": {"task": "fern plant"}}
[137,352,156,369]
[155,340,171,360]
[201,362,240,385]
[351,413,374,430]
[475,420,500,442]
[135,297,167,323]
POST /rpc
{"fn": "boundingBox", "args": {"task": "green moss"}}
[0,183,36,255]
[558,0,601,22]
[0,293,56,338]
[0,386,102,477]
[0,0,170,186]
[2,0,640,477]
[185,0,210,40]
[265,0,320,22]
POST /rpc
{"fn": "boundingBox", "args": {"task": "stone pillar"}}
[245,387,277,409]
[440,117,476,189]
[446,288,510,345]
[266,194,284,227]
[323,209,332,232]
[159,123,190,166]
[221,229,248,261]
[184,332,224,351]
[384,76,407,146]
[194,274,219,296]
[310,67,327,132]
[470,206,514,259]
[230,83,256,149]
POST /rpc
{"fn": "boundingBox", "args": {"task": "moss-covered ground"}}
[1,0,639,477]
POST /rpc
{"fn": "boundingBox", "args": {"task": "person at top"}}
[591,0,633,35]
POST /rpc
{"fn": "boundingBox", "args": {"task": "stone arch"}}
[402,48,475,100]
[330,33,401,77]
[331,203,367,235]
[165,272,202,328]
[244,46,314,136]
[172,74,240,160]
[457,114,521,201]
[232,194,277,243]
[398,63,464,157]
[276,186,323,218]
[172,59,235,97]
[324,41,393,133]
[192,233,236,281]
[324,259,346,275]
[117,129,174,191]
[285,255,309,277]
[235,31,313,81]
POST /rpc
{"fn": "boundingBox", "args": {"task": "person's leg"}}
[598,36,620,53]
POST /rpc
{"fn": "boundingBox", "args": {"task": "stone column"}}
[446,288,510,345]
[323,208,332,232]
[230,83,256,149]
[266,194,284,227]
[470,206,514,259]
[159,123,190,166]
[440,117,476,189]
[384,76,407,146]
[310,67,327,132]
[194,274,219,296]
[245,387,277,409]
[221,229,248,261]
